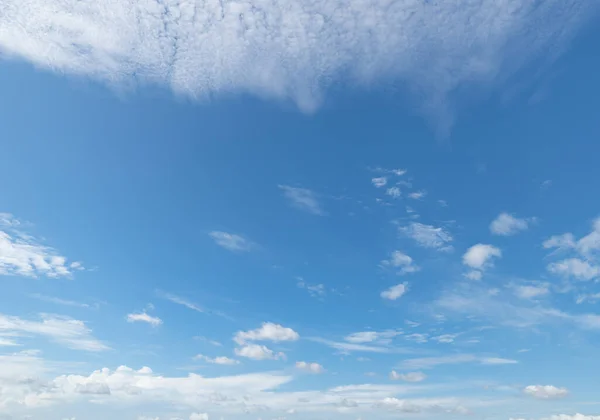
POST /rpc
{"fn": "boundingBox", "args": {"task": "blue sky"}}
[1,1,600,420]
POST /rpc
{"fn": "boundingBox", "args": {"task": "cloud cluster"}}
[0,0,595,128]
[523,385,569,400]
[381,251,419,275]
[462,244,501,280]
[399,222,453,251]
[233,322,299,360]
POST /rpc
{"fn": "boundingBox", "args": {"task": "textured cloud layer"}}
[0,0,596,124]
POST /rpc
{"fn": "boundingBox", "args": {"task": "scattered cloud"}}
[381,251,420,275]
[462,244,501,279]
[389,371,427,382]
[126,312,163,327]
[0,313,109,351]
[344,330,402,345]
[386,187,401,199]
[543,415,600,420]
[371,177,387,188]
[208,231,254,252]
[523,385,569,400]
[194,336,222,347]
[408,191,427,200]
[234,322,299,345]
[295,361,324,374]
[297,280,326,298]
[308,337,404,354]
[490,213,532,236]
[0,213,83,278]
[399,222,453,251]
[547,258,600,281]
[511,283,550,300]
[234,344,285,361]
[190,414,208,420]
[161,293,230,320]
[193,354,240,365]
[279,185,324,215]
[544,218,600,257]
[381,283,409,301]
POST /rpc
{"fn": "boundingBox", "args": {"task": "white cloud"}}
[543,415,600,420]
[547,258,600,281]
[279,185,324,215]
[381,251,419,275]
[297,280,326,298]
[544,218,600,257]
[543,233,576,251]
[295,361,324,374]
[0,214,82,278]
[489,213,531,236]
[309,337,401,354]
[344,330,401,345]
[29,293,93,309]
[234,322,299,345]
[511,284,550,300]
[399,222,453,251]
[208,231,254,252]
[0,313,108,351]
[381,283,408,301]
[400,354,517,369]
[190,414,208,420]
[371,177,387,188]
[523,385,569,400]
[193,354,240,365]
[126,312,163,327]
[234,344,284,360]
[385,187,401,199]
[408,191,426,200]
[0,0,590,131]
[462,244,501,278]
[389,371,426,382]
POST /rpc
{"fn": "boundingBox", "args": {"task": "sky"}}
[1,1,600,420]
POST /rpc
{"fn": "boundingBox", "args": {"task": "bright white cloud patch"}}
[279,185,324,215]
[208,231,254,252]
[371,177,387,188]
[0,213,83,278]
[389,371,427,382]
[0,0,592,128]
[0,313,108,351]
[400,222,453,251]
[234,322,299,345]
[489,213,531,236]
[190,414,209,420]
[126,312,163,327]
[543,415,600,420]
[386,187,401,199]
[462,244,501,279]
[295,361,324,374]
[381,283,408,301]
[234,343,284,360]
[523,385,569,400]
[193,354,240,365]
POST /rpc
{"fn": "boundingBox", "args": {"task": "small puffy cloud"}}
[462,244,501,279]
[295,361,324,374]
[389,371,426,382]
[234,344,284,360]
[381,251,419,275]
[126,312,163,327]
[190,413,209,420]
[193,354,240,365]
[490,213,531,236]
[371,177,387,188]
[386,187,401,198]
[279,185,324,216]
[547,258,600,281]
[523,385,569,400]
[399,222,452,251]
[209,231,254,252]
[381,283,408,301]
[543,233,576,251]
[234,322,299,345]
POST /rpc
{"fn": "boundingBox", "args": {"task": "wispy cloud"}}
[0,213,83,278]
[29,293,94,309]
[278,185,324,215]
[381,251,420,275]
[400,354,517,370]
[160,292,232,320]
[193,354,240,365]
[0,1,592,130]
[490,213,533,236]
[399,222,453,252]
[381,283,408,301]
[209,231,254,252]
[126,312,163,327]
[0,313,109,351]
